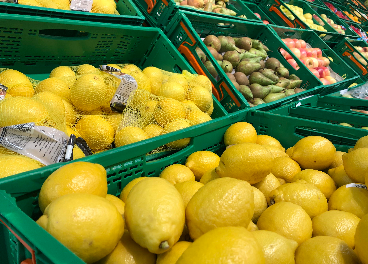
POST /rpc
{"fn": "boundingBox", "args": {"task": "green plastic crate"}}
[261,0,347,44]
[242,1,277,24]
[270,25,359,93]
[165,10,326,112]
[348,0,368,12]
[268,94,368,129]
[347,3,368,23]
[325,0,365,26]
[1,106,367,263]
[0,0,145,26]
[299,0,326,7]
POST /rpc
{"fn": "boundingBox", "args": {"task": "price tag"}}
[346,183,367,189]
[0,83,7,101]
[70,0,93,12]
[0,0,18,3]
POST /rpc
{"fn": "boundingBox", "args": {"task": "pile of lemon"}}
[35,122,368,264]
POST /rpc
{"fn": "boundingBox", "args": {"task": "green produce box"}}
[325,0,365,25]
[241,1,277,24]
[348,0,368,13]
[347,3,368,23]
[267,94,368,130]
[0,106,366,263]
[0,0,145,26]
[298,0,326,7]
[165,10,325,112]
[131,0,262,30]
[261,0,347,44]
[333,38,368,81]
[269,25,359,93]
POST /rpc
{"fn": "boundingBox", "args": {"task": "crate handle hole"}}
[39,29,90,39]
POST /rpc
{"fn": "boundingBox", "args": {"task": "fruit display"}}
[320,13,346,34]
[281,38,338,85]
[353,46,368,65]
[198,35,306,107]
[324,1,361,23]
[0,65,215,178]
[25,121,368,264]
[177,0,245,18]
[253,12,271,24]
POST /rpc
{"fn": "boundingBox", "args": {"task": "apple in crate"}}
[254,13,261,19]
[321,57,330,66]
[325,76,336,84]
[310,68,320,78]
[314,48,322,57]
[283,38,295,48]
[298,48,307,59]
[289,48,301,58]
[306,48,317,58]
[355,46,364,52]
[263,20,270,24]
[287,59,299,69]
[319,78,330,85]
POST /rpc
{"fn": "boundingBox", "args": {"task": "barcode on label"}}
[70,0,93,12]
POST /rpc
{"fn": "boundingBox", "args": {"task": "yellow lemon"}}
[0,69,34,97]
[105,194,125,216]
[312,210,360,248]
[186,177,254,240]
[158,82,186,102]
[38,162,107,212]
[288,136,336,170]
[328,184,368,218]
[328,165,354,187]
[119,177,147,203]
[253,230,298,264]
[50,66,76,88]
[355,214,368,263]
[263,145,288,158]
[186,85,212,112]
[330,151,346,168]
[129,70,151,93]
[0,154,42,179]
[200,168,220,184]
[159,164,195,185]
[247,221,259,231]
[256,135,285,150]
[36,77,70,101]
[188,75,212,93]
[154,98,186,127]
[257,202,312,245]
[76,64,98,75]
[252,186,267,223]
[186,110,212,125]
[143,124,163,138]
[223,122,257,146]
[277,177,286,185]
[142,67,163,95]
[353,135,368,150]
[295,236,360,264]
[292,169,336,199]
[343,148,368,183]
[176,226,265,264]
[115,127,149,147]
[253,173,281,205]
[216,143,273,184]
[185,151,220,181]
[156,241,191,264]
[168,74,188,92]
[174,181,204,208]
[162,119,191,149]
[271,156,301,182]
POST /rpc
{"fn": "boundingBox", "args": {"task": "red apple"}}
[319,78,330,85]
[287,59,299,69]
[293,39,302,48]
[310,68,320,78]
[306,48,317,58]
[314,48,322,58]
[299,48,307,59]
[300,39,307,48]
[325,76,336,84]
[283,38,295,48]
[280,48,287,57]
[254,13,261,19]
[263,20,270,25]
[285,51,292,60]
[317,58,325,67]
[315,67,326,78]
[321,57,330,66]
[320,66,331,76]
[290,48,301,59]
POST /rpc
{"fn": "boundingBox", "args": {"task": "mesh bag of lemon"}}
[0,63,214,179]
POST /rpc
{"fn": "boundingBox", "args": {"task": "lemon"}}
[174,181,204,208]
[141,100,158,125]
[292,169,336,199]
[159,82,186,102]
[0,154,42,179]
[50,66,76,87]
[223,122,258,146]
[105,113,122,134]
[35,78,70,101]
[247,221,259,231]
[263,145,288,158]
[186,110,212,125]
[143,124,163,138]
[76,64,98,75]
[216,143,273,184]
[288,136,336,170]
[119,177,147,203]
[76,115,115,152]
[115,127,149,147]
[162,119,191,149]
[330,151,346,168]
[63,99,77,125]
[156,241,191,264]
[252,186,267,223]
[186,177,254,240]
[185,151,220,181]
[0,69,34,97]
[312,210,360,248]
[38,161,107,212]
[125,178,185,254]
[271,156,301,182]
[123,64,141,73]
[187,85,212,112]
[343,148,368,183]
[188,75,212,93]
[154,98,186,127]
[176,226,265,264]
[142,67,163,95]
[355,214,368,263]
[295,236,360,264]
[253,173,281,205]
[182,100,201,115]
[129,70,151,93]
[200,168,220,184]
[253,230,298,264]
[328,165,354,187]
[328,184,368,218]
[96,230,156,264]
[257,202,312,245]
[353,135,368,150]
[105,194,125,216]
[256,135,285,150]
[168,74,188,92]
[277,177,286,185]
[38,193,124,264]
[206,103,214,116]
[269,180,328,218]
[159,164,195,185]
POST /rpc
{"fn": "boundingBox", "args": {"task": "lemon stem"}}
[159,241,170,249]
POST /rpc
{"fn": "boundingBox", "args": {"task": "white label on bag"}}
[0,123,69,165]
[111,74,138,106]
[0,83,7,101]
[70,0,93,12]
[340,89,348,95]
[346,183,367,189]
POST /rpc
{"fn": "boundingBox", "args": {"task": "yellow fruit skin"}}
[115,127,148,148]
[312,210,360,249]
[119,177,147,203]
[162,120,191,149]
[0,69,34,97]
[247,221,259,231]
[143,124,163,139]
[185,151,220,181]
[40,193,124,264]
[289,136,336,170]
[154,98,186,127]
[0,154,42,179]
[125,178,185,254]
[271,156,301,182]
[176,227,265,264]
[156,241,191,264]
[295,236,360,264]
[354,135,368,150]
[330,151,346,168]
[355,214,368,264]
[216,143,273,184]
[254,173,281,205]
[142,67,163,96]
[76,64,98,75]
[105,194,125,216]
[343,148,368,183]
[224,122,258,146]
[186,177,254,240]
[189,75,212,93]
[292,169,336,199]
[187,85,212,112]
[36,78,70,101]
[256,135,285,150]
[200,168,220,184]
[251,186,267,223]
[174,181,204,208]
[38,161,107,212]
[159,164,195,185]
[257,202,312,245]
[328,165,354,187]
[158,82,186,101]
[50,66,76,87]
[253,230,298,264]
[95,230,156,264]
[263,145,288,159]
[328,185,368,218]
